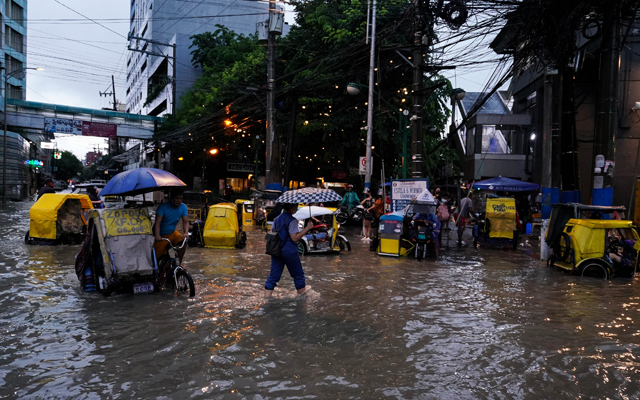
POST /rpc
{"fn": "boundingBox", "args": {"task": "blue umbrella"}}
[100,168,186,197]
[472,177,540,192]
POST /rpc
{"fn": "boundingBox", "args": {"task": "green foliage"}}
[55,151,83,181]
[166,0,455,185]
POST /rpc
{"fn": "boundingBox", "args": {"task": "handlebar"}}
[161,237,187,251]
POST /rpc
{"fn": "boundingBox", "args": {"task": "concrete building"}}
[0,0,29,199]
[126,0,269,116]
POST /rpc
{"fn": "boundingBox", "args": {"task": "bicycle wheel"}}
[175,269,196,297]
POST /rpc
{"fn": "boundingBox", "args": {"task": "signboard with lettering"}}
[82,121,117,138]
[41,142,55,149]
[24,159,44,168]
[227,163,253,173]
[390,178,429,212]
[103,208,153,236]
[45,118,82,135]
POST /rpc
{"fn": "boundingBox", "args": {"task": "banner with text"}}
[390,178,429,212]
[44,118,82,135]
[82,121,117,138]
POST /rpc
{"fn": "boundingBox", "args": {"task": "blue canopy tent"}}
[472,177,540,192]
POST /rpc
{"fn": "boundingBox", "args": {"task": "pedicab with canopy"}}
[202,202,247,249]
[271,187,346,254]
[470,177,540,249]
[293,206,351,255]
[26,193,93,245]
[74,168,195,296]
[377,189,439,259]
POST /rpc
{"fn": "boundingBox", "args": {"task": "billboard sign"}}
[390,178,429,212]
[44,118,82,135]
[40,142,55,149]
[82,121,117,138]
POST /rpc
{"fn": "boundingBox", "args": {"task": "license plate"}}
[133,282,154,294]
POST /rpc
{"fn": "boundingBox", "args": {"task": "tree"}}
[55,151,83,181]
[160,1,456,187]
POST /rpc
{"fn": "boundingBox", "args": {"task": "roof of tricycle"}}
[210,203,237,212]
[553,203,626,212]
[567,218,635,229]
[380,210,405,221]
[29,193,93,240]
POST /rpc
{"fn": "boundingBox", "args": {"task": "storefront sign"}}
[227,163,253,173]
[24,159,44,168]
[41,142,55,149]
[331,170,347,179]
[82,121,117,138]
[44,118,82,135]
[103,208,152,236]
[390,178,429,211]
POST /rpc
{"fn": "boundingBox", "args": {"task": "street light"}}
[3,67,43,203]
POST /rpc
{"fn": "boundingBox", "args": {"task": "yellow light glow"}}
[178,157,184,161]
[224,120,232,126]
[209,149,218,155]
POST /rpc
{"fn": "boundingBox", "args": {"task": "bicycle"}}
[157,237,196,297]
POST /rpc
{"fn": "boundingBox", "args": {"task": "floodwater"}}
[2,201,640,400]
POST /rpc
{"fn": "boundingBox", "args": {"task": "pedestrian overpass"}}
[2,99,162,200]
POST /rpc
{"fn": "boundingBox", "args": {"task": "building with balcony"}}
[126,0,269,116]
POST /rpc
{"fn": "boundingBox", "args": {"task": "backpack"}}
[437,204,450,221]
[265,214,292,257]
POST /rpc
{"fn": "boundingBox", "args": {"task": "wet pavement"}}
[2,200,640,399]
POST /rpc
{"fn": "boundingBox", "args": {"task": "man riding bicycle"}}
[154,189,189,265]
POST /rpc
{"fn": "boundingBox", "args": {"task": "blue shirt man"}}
[154,189,189,264]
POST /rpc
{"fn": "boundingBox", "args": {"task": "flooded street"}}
[2,201,640,399]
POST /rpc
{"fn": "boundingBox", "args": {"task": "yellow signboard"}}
[103,208,152,236]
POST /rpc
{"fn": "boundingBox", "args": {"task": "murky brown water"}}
[2,201,640,399]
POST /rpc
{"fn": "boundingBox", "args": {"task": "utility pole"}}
[410,0,425,179]
[592,5,620,197]
[283,96,297,189]
[111,75,117,111]
[265,0,280,185]
[364,0,377,190]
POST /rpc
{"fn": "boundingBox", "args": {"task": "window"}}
[4,54,22,75]
[6,1,24,25]
[141,60,147,73]
[5,26,23,53]
[7,83,23,100]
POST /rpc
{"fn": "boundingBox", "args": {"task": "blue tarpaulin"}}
[472,177,540,192]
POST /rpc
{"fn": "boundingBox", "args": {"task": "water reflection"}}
[1,201,640,398]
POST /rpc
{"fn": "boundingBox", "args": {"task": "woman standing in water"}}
[264,203,313,298]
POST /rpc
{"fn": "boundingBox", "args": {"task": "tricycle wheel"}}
[336,237,347,251]
[175,269,195,297]
[297,240,307,255]
[580,261,610,280]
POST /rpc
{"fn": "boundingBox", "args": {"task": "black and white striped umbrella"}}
[275,187,342,204]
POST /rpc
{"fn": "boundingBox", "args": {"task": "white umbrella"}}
[293,206,335,220]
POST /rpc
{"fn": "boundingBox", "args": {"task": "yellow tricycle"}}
[550,219,639,279]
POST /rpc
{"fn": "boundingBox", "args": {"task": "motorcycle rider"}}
[341,184,360,216]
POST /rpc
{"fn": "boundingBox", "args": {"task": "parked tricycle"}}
[550,218,639,279]
[74,208,195,296]
[293,206,351,255]
[202,203,247,249]
[472,197,520,249]
[377,189,439,259]
[26,193,93,245]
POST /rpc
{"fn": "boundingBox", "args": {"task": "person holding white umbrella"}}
[264,203,314,298]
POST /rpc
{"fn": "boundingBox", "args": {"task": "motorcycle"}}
[336,204,365,224]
